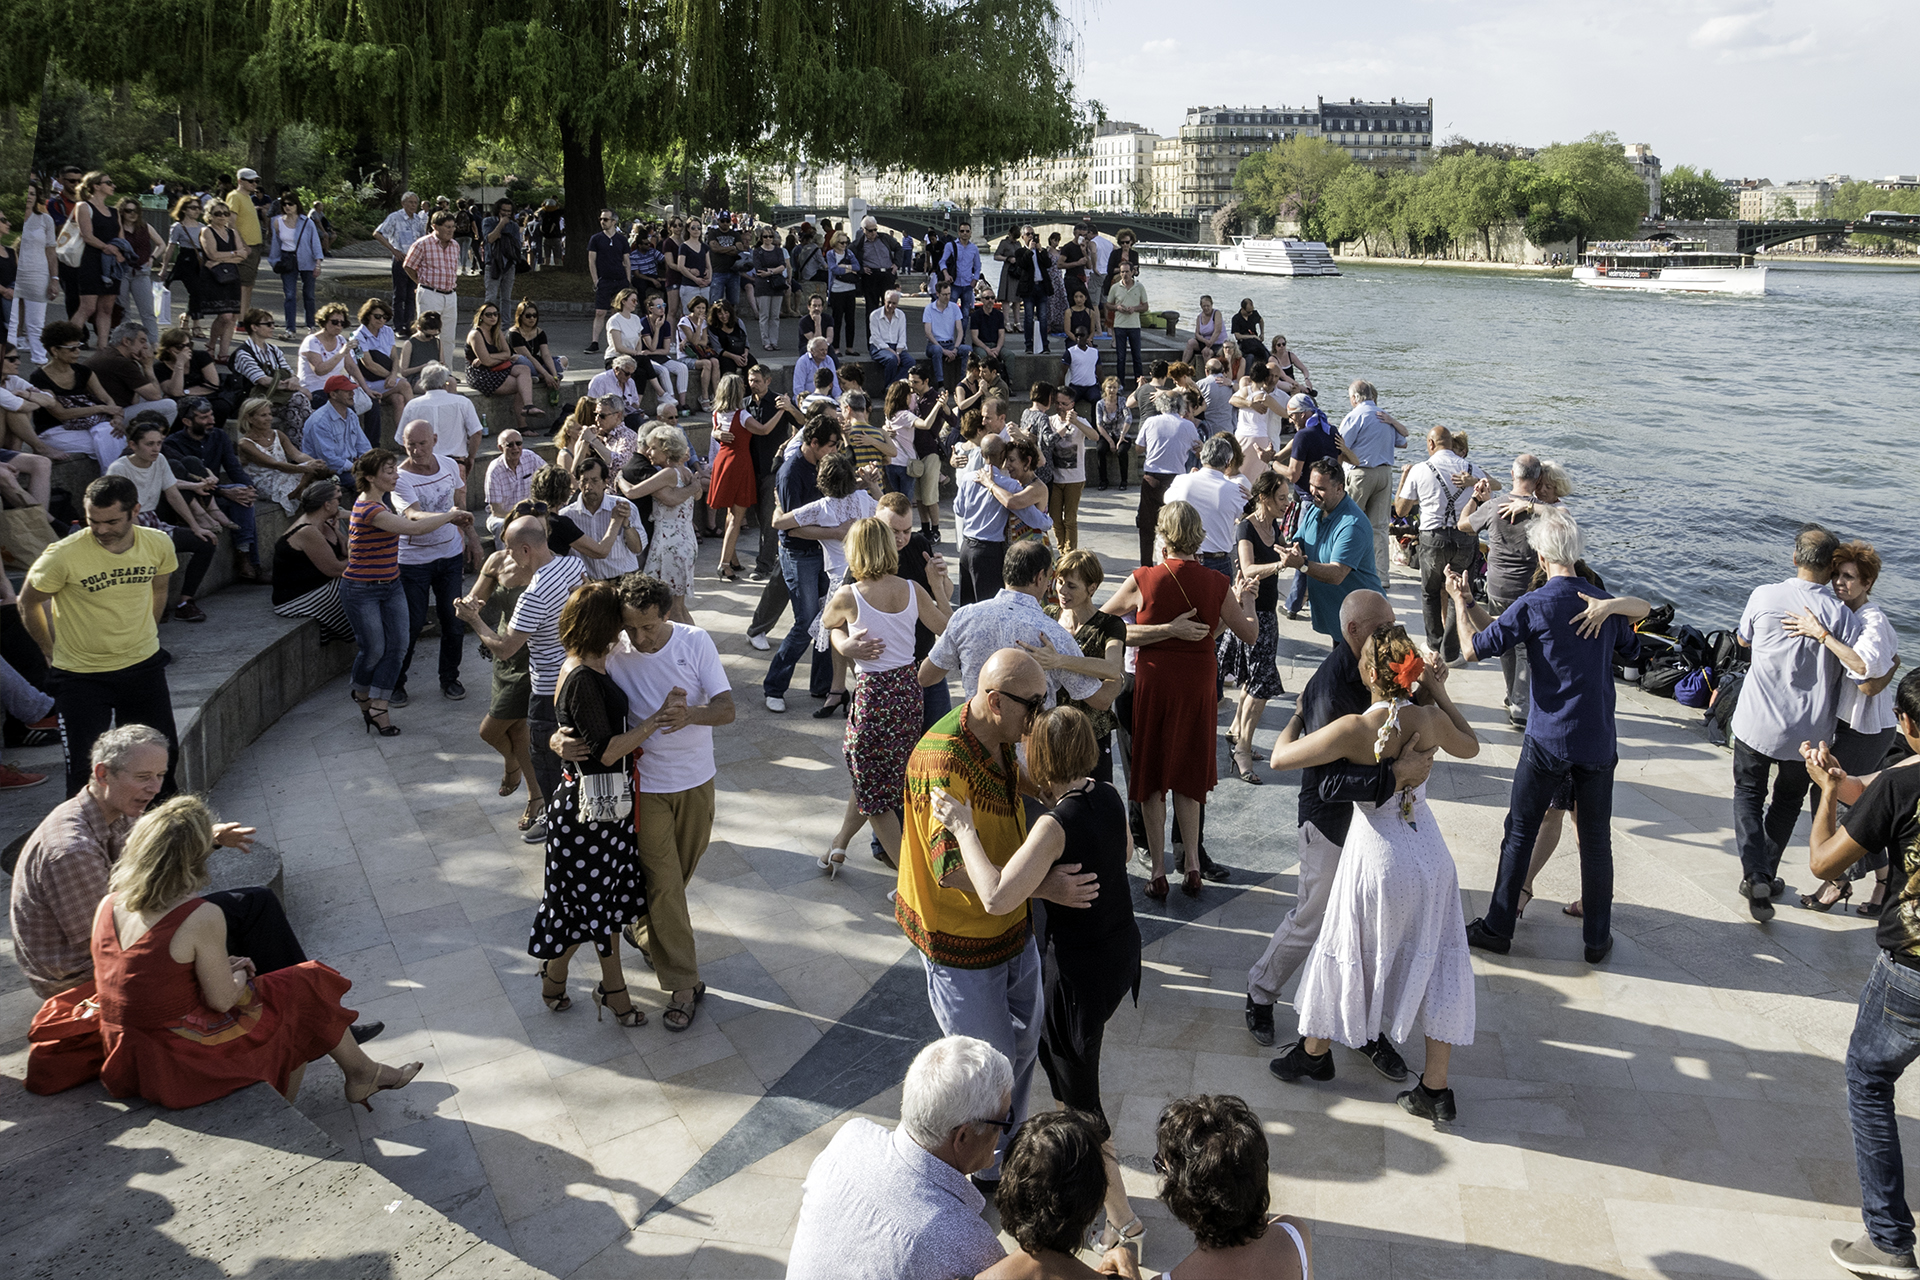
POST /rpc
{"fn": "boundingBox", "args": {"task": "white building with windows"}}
[1623,143,1662,219]
[1087,122,1160,211]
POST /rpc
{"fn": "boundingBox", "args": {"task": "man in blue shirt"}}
[1279,394,1358,617]
[1449,506,1648,962]
[762,417,844,713]
[1285,461,1382,642]
[1338,379,1409,584]
[921,281,970,390]
[952,436,1012,605]
[940,224,982,313]
[301,376,373,492]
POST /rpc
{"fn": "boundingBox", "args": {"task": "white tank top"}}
[850,584,917,675]
[1169,1219,1310,1280]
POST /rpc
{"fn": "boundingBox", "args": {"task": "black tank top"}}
[1043,781,1139,950]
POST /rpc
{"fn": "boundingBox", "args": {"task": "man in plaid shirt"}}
[485,430,542,538]
[404,211,463,366]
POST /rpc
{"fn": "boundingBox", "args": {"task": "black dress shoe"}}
[1749,878,1775,922]
[1269,1040,1335,1084]
[1771,876,1786,898]
[1585,935,1614,964]
[1465,917,1511,954]
[349,1021,385,1045]
[1362,1036,1409,1082]
[1245,995,1276,1047]
[1397,1077,1457,1122]
[1198,847,1230,883]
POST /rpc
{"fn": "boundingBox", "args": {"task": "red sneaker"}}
[0,764,47,790]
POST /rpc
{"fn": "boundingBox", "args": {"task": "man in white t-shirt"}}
[391,419,476,705]
[1394,425,1490,659]
[400,363,483,472]
[559,453,646,579]
[1132,390,1200,567]
[1165,435,1247,580]
[555,572,734,1034]
[454,515,586,841]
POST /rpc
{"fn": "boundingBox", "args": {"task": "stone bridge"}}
[768,205,1204,243]
[1642,216,1920,254]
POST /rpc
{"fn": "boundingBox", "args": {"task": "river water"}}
[1138,261,1920,640]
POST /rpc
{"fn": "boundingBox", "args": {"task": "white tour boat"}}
[1132,236,1341,277]
[1572,240,1766,295]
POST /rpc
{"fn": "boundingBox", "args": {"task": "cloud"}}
[1687,7,1815,61]
[1141,38,1178,53]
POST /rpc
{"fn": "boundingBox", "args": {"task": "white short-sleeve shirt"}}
[605,623,730,793]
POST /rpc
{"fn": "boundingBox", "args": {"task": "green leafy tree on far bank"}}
[1661,165,1735,220]
[1232,136,1352,242]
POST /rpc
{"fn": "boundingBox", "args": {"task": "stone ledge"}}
[0,1080,552,1279]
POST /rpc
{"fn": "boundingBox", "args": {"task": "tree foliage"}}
[1660,164,1734,220]
[1231,136,1353,242]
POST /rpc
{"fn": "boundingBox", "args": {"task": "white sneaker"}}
[749,633,772,651]
[765,695,786,713]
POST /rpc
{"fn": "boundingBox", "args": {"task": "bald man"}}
[453,513,586,841]
[1247,590,1436,1086]
[895,648,1098,1187]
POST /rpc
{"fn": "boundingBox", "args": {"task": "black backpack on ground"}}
[1706,672,1744,746]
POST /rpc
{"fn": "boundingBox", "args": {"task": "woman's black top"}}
[0,245,15,293]
[156,348,219,391]
[1066,306,1094,343]
[547,513,585,558]
[1239,517,1281,612]
[556,664,631,777]
[507,327,549,358]
[678,242,709,280]
[271,524,341,605]
[618,454,658,541]
[712,319,755,368]
[1043,781,1141,958]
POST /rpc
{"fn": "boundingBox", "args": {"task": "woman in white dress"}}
[1265,623,1480,1123]
[1229,363,1287,482]
[631,423,705,623]
[12,185,58,364]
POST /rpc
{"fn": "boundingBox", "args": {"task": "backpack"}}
[1675,666,1713,709]
[1637,603,1675,636]
[1706,672,1744,746]
[1640,653,1690,698]
[1707,628,1747,680]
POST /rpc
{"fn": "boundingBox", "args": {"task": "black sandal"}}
[539,960,572,1012]
[592,982,646,1027]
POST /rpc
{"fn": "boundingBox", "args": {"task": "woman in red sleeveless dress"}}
[1102,500,1259,900]
[707,372,772,581]
[91,796,423,1110]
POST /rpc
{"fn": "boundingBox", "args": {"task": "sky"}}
[1068,0,1917,181]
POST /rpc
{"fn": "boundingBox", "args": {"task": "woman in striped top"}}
[342,449,475,735]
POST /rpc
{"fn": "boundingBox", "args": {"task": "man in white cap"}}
[226,168,266,318]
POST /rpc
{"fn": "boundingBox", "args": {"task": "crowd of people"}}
[5,180,1914,1280]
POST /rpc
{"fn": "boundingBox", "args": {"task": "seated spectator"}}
[792,335,841,403]
[90,791,414,1109]
[1155,1095,1312,1279]
[786,1035,1012,1280]
[349,298,411,430]
[27,320,128,470]
[1,339,70,465]
[302,375,374,491]
[0,621,54,789]
[236,394,333,516]
[393,312,443,393]
[465,301,544,427]
[84,321,180,427]
[271,481,352,640]
[484,429,542,540]
[152,327,222,400]
[400,362,484,472]
[979,1110,1141,1280]
[586,354,668,430]
[164,395,262,582]
[230,308,311,438]
[106,415,220,623]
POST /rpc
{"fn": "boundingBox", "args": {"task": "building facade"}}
[1177,104,1321,217]
[1151,137,1181,214]
[1623,143,1662,219]
[1315,97,1434,167]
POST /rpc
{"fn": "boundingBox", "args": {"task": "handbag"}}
[574,767,634,824]
[272,254,295,275]
[55,218,85,267]
[352,387,374,416]
[25,979,106,1095]
[209,260,239,286]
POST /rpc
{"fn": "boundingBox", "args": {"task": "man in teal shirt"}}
[1286,459,1382,642]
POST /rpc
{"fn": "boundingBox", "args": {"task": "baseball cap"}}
[237,168,260,182]
[324,375,356,393]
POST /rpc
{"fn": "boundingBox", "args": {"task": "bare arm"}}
[928,796,1068,916]
[18,582,55,655]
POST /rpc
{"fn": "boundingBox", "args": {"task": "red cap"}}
[324,375,355,393]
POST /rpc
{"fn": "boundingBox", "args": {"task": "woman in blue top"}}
[266,194,326,337]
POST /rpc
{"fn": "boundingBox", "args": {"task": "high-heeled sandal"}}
[362,702,402,737]
[499,765,523,797]
[345,1060,424,1111]
[539,960,572,1011]
[1093,1215,1146,1253]
[718,562,738,582]
[1182,867,1203,898]
[817,847,848,878]
[592,982,646,1027]
[1517,888,1533,919]
[1232,745,1261,785]
[1798,879,1853,911]
[1859,877,1890,917]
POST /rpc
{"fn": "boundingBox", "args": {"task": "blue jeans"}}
[1482,735,1617,949]
[884,464,910,497]
[339,577,409,699]
[710,271,743,312]
[1113,327,1144,383]
[280,268,316,332]
[397,551,467,691]
[922,935,1044,1180]
[1848,953,1920,1256]
[215,489,258,561]
[869,345,910,386]
[1732,737,1811,886]
[764,547,829,698]
[954,283,976,314]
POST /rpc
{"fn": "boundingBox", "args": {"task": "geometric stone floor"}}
[2,486,1911,1279]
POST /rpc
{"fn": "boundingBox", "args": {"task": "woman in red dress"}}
[706,372,773,582]
[91,796,423,1110]
[1101,500,1259,900]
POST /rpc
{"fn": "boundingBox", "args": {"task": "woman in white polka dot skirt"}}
[1264,623,1481,1123]
[529,581,651,1027]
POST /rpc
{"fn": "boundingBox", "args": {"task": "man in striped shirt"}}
[454,514,585,842]
[484,431,541,540]
[403,212,462,366]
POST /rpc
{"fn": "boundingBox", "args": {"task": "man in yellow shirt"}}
[226,167,266,318]
[20,473,180,797]
[895,647,1094,1188]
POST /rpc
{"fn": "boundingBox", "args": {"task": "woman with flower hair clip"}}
[1264,622,1482,1124]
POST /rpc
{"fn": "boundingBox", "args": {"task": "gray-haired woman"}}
[633,424,706,622]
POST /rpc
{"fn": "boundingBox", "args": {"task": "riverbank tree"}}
[1660,165,1735,220]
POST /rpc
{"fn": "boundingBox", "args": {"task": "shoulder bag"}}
[54,218,85,267]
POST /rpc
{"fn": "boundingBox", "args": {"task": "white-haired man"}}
[787,1036,1011,1280]
[856,216,902,342]
[1450,505,1650,963]
[868,288,911,385]
[1339,379,1408,583]
[374,192,426,329]
[400,363,483,472]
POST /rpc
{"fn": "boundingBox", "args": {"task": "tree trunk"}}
[252,128,280,190]
[560,115,607,273]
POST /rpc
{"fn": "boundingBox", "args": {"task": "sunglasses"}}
[503,440,524,450]
[990,687,1045,718]
[325,318,344,326]
[521,311,538,319]
[511,500,549,516]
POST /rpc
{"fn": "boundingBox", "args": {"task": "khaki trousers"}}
[629,780,716,993]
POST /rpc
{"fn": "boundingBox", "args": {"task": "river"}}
[1138,260,1920,641]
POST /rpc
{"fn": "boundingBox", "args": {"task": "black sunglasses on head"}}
[511,500,549,516]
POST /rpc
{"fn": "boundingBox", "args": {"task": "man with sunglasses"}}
[482,429,541,540]
[896,648,1099,1189]
[482,198,522,323]
[585,208,630,355]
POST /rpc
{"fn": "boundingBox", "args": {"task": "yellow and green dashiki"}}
[895,702,1030,969]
